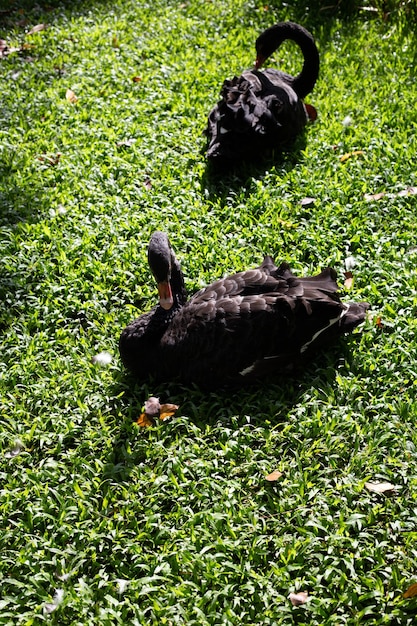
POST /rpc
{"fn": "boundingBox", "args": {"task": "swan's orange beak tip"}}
[157,281,174,310]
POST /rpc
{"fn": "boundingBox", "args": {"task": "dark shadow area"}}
[200,131,307,202]
[101,335,364,485]
[0,0,116,29]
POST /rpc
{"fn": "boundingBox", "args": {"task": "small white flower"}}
[91,351,112,366]
[5,439,24,458]
[116,578,130,594]
[43,589,64,614]
[342,115,353,127]
[344,255,357,270]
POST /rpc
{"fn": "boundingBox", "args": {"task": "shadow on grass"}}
[201,132,308,201]
[101,338,363,486]
[0,0,117,29]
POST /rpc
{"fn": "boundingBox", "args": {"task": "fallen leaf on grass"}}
[137,397,179,427]
[364,187,417,201]
[66,88,78,103]
[397,186,417,197]
[265,470,283,482]
[116,138,136,148]
[344,271,353,290]
[26,23,47,36]
[0,39,24,57]
[137,413,154,427]
[289,591,309,606]
[37,153,61,166]
[132,76,142,82]
[159,403,179,421]
[374,315,384,329]
[340,150,364,163]
[364,192,386,201]
[403,583,417,599]
[300,196,316,207]
[364,481,397,495]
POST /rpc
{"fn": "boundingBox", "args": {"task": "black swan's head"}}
[148,231,186,309]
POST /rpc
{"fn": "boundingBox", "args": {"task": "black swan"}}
[206,21,320,163]
[119,232,369,389]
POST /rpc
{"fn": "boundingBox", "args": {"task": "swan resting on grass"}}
[206,21,320,163]
[119,232,368,389]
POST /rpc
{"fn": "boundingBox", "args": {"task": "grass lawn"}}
[1,0,417,623]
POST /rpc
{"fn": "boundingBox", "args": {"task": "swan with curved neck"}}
[206,21,320,163]
[119,232,368,390]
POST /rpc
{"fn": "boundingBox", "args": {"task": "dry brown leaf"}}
[66,88,78,103]
[289,591,309,606]
[265,470,283,482]
[344,271,353,290]
[144,176,152,190]
[340,150,364,163]
[364,186,417,202]
[364,481,397,495]
[137,398,179,427]
[27,23,47,36]
[403,582,417,599]
[37,153,61,166]
[137,412,154,427]
[364,191,386,201]
[159,404,179,421]
[374,315,383,328]
[132,76,142,83]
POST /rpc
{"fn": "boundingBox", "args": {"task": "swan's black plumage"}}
[206,21,320,163]
[119,232,369,389]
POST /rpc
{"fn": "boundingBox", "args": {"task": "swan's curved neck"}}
[255,22,319,100]
[171,257,187,307]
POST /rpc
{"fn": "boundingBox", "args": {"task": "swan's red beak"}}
[305,103,318,122]
[254,54,265,70]
[157,280,174,310]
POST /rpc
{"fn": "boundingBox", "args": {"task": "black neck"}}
[256,22,319,99]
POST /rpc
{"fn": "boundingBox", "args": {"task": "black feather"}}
[206,22,319,163]
[119,232,369,389]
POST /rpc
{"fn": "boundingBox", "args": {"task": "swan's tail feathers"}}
[340,301,369,332]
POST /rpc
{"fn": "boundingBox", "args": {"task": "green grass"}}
[1,0,417,624]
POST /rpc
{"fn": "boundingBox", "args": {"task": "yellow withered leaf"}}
[340,150,364,163]
[403,583,417,598]
[159,403,179,421]
[137,412,154,428]
[66,88,78,103]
